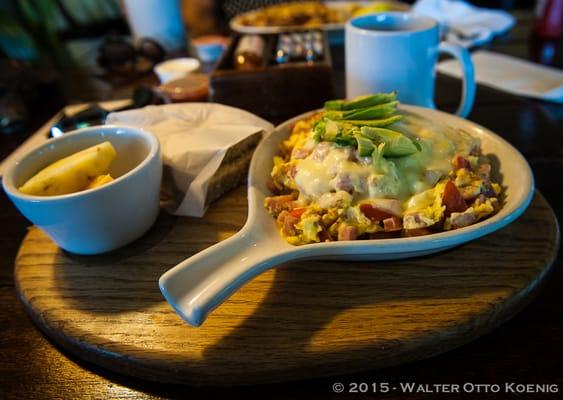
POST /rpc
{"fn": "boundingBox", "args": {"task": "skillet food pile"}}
[238,1,405,28]
[265,93,502,245]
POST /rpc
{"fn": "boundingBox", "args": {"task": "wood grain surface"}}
[14,187,559,386]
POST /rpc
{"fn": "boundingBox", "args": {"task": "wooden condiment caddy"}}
[209,33,335,122]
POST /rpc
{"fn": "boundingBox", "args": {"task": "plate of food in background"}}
[230,1,410,34]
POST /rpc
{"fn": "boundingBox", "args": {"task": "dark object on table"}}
[0,61,61,135]
[50,85,164,137]
[210,32,334,121]
[0,91,28,135]
[97,36,166,75]
[533,0,563,39]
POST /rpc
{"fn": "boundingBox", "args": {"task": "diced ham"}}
[264,194,296,216]
[442,180,468,217]
[310,142,331,161]
[449,210,477,229]
[338,225,358,241]
[383,216,403,232]
[331,174,354,193]
[452,155,472,171]
[282,213,300,236]
[276,210,289,225]
[291,147,311,159]
[277,209,304,236]
[403,213,435,230]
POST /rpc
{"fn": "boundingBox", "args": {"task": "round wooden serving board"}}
[15,188,559,386]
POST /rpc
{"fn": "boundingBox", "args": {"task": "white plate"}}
[159,105,534,326]
[230,1,409,34]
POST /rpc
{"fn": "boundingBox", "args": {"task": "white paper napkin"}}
[106,103,273,217]
[413,0,515,48]
[438,50,563,103]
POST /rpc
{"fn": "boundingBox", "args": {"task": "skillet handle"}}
[159,228,290,326]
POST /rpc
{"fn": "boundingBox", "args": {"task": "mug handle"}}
[437,42,476,118]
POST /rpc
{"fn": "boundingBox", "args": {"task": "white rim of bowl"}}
[2,125,160,202]
[154,58,200,72]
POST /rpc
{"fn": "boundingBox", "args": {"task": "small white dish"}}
[154,57,200,83]
[2,125,162,255]
[159,105,534,327]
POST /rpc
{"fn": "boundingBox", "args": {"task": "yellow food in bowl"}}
[18,141,117,196]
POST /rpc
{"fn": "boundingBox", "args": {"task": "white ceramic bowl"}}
[154,57,200,83]
[160,105,534,326]
[2,125,162,255]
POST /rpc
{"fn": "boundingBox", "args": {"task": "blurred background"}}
[0,0,558,135]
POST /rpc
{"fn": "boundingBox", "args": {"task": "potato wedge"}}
[85,174,114,190]
[19,141,117,196]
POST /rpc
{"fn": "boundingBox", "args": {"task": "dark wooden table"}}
[1,12,561,400]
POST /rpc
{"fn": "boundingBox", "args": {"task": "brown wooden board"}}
[14,188,559,386]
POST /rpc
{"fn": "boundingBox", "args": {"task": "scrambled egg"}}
[265,114,502,245]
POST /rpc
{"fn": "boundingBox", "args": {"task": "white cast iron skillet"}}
[159,105,534,327]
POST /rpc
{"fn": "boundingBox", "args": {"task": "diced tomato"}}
[360,203,394,222]
[452,155,472,171]
[442,180,468,217]
[290,207,308,219]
